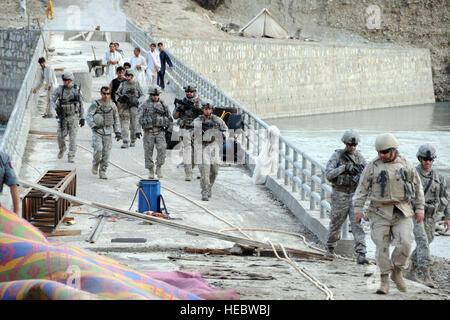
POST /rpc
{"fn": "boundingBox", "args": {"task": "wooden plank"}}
[44,230,82,237]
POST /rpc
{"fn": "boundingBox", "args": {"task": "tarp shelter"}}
[239,8,289,39]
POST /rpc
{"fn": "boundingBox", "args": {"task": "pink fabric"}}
[144,271,239,300]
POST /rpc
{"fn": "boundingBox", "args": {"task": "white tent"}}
[239,8,289,39]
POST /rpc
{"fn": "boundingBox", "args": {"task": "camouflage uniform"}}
[86,99,121,178]
[136,96,172,177]
[116,79,143,147]
[410,165,449,265]
[193,113,227,200]
[173,94,202,178]
[325,149,367,256]
[51,83,84,162]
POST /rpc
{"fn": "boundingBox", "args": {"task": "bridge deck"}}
[17,32,446,300]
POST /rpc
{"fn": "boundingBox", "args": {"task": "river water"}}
[267,102,450,179]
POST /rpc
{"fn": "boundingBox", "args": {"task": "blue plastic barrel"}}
[138,180,161,213]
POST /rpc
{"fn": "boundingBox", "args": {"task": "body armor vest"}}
[180,97,201,126]
[59,85,81,116]
[329,150,363,190]
[417,167,444,216]
[94,100,114,127]
[140,100,169,129]
[371,155,415,204]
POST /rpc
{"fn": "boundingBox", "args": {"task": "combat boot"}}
[391,266,407,292]
[99,171,107,180]
[201,193,209,201]
[207,188,212,198]
[57,146,66,159]
[148,168,155,179]
[130,141,135,147]
[121,142,129,149]
[185,172,193,181]
[405,264,420,282]
[421,267,437,288]
[68,157,74,163]
[356,253,369,265]
[325,247,337,259]
[376,274,390,294]
[92,164,99,175]
[156,166,163,179]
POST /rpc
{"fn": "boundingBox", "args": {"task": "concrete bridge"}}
[0,1,447,300]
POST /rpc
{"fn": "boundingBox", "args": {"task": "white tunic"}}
[145,50,161,80]
[102,50,123,85]
[129,55,147,88]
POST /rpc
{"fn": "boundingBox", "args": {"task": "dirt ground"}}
[0,0,47,28]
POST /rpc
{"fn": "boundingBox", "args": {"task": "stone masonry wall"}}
[160,36,435,119]
[0,29,40,123]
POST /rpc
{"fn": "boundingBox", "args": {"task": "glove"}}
[115,132,122,141]
[135,132,142,139]
[79,119,85,127]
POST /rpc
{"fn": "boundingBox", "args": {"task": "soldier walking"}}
[51,72,85,163]
[173,83,203,181]
[136,85,173,179]
[407,144,449,288]
[193,99,227,201]
[116,69,143,148]
[86,87,121,179]
[354,133,425,294]
[325,130,368,264]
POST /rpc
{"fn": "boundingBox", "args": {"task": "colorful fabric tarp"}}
[0,205,238,300]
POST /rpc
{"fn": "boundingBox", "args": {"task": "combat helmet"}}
[375,133,399,152]
[341,129,360,145]
[201,99,214,109]
[416,144,437,160]
[125,69,135,76]
[61,72,74,81]
[183,83,197,92]
[148,85,162,96]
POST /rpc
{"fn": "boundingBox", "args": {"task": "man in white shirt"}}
[129,47,147,88]
[103,42,123,85]
[145,43,161,86]
[33,57,57,118]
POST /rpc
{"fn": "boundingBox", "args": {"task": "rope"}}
[219,227,357,262]
[268,240,335,300]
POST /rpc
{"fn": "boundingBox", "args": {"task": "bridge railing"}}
[0,29,48,170]
[126,19,334,221]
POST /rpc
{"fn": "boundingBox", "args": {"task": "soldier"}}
[173,83,202,181]
[325,130,368,264]
[193,99,227,201]
[116,69,144,148]
[86,87,121,180]
[51,72,85,163]
[407,144,449,288]
[354,133,425,294]
[136,85,172,179]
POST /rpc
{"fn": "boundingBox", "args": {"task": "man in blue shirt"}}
[0,151,20,215]
[157,42,173,90]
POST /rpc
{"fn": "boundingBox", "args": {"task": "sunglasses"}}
[101,92,110,95]
[346,143,358,147]
[150,94,159,96]
[378,149,392,155]
[421,157,435,162]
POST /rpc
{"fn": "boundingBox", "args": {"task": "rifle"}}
[174,98,202,117]
[342,153,365,184]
